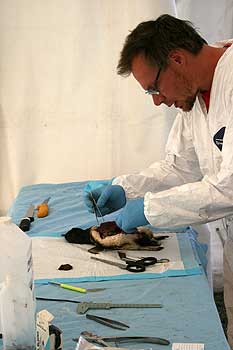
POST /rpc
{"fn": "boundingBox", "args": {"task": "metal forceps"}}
[86,313,129,330]
[89,191,104,225]
[76,331,170,346]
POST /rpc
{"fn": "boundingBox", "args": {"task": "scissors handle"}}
[156,258,170,263]
[126,261,145,273]
[139,257,170,264]
[138,257,157,266]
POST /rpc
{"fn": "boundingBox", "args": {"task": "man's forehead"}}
[131,53,157,85]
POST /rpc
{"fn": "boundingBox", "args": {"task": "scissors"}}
[118,251,170,267]
[91,254,168,273]
[91,256,146,272]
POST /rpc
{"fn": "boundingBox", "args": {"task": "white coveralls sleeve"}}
[113,112,203,222]
[113,113,202,199]
[114,98,233,229]
[144,90,233,228]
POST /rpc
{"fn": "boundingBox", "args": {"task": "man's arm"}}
[144,103,233,229]
[113,112,202,199]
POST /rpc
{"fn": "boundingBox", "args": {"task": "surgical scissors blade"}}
[91,256,145,272]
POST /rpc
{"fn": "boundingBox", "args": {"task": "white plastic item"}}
[0,217,12,334]
[1,276,36,350]
[0,222,36,349]
[0,217,12,224]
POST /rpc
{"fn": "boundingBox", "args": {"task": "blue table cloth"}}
[35,275,229,350]
[4,181,229,350]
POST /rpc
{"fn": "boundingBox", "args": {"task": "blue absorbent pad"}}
[9,181,205,281]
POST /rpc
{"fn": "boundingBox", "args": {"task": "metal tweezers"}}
[74,331,170,346]
[89,191,104,225]
[86,313,129,330]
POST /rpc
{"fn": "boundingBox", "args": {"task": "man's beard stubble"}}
[183,90,199,112]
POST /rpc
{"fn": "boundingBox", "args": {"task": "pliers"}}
[74,331,170,346]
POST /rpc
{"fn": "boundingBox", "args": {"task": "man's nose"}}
[152,94,165,106]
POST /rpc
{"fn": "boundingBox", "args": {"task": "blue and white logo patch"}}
[213,127,226,151]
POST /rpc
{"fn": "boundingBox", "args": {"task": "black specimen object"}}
[58,264,73,271]
[64,221,165,251]
[64,227,92,244]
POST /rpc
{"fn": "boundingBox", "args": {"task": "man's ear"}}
[168,50,184,65]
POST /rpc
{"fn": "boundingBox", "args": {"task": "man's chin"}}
[181,104,193,112]
[180,95,197,112]
[175,103,192,112]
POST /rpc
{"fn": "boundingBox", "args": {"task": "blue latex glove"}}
[115,198,149,233]
[83,179,112,193]
[83,184,126,216]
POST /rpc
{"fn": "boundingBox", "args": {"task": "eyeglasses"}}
[145,68,161,95]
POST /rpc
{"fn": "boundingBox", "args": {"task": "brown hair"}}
[117,14,207,76]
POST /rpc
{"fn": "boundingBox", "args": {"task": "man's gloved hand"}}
[83,185,126,216]
[115,198,149,233]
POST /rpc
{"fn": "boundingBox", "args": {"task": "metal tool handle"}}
[126,261,145,273]
[60,283,86,293]
[49,281,87,293]
[104,335,170,346]
[157,258,170,263]
[119,253,158,267]
[19,216,34,232]
[79,332,170,346]
[138,257,156,266]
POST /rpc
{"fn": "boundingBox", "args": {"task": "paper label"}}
[36,310,54,350]
[172,343,204,350]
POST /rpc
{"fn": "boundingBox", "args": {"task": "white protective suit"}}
[113,40,233,231]
[113,40,233,347]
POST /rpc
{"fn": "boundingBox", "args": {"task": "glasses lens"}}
[145,68,161,95]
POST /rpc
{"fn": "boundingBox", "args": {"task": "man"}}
[83,14,233,346]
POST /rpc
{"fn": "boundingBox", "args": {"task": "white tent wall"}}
[1,0,233,292]
[0,0,177,215]
[176,0,233,43]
